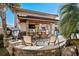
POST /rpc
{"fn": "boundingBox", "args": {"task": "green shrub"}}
[0,34,4,47]
[0,34,10,56]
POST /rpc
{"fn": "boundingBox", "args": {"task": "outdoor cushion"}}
[49,36,56,45]
[23,36,32,46]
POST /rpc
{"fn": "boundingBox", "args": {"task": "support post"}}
[50,23,53,35]
[26,21,29,36]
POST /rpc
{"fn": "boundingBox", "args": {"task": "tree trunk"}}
[1,4,8,47]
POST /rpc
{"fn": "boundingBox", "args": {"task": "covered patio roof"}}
[17,15,59,24]
[12,7,59,25]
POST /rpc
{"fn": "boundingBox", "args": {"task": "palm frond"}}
[59,3,79,38]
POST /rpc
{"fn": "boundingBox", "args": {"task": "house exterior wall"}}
[13,8,59,36]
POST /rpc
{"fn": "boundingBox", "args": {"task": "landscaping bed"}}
[72,39,79,45]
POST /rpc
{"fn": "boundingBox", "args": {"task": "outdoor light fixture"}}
[7,28,11,35]
[13,26,19,41]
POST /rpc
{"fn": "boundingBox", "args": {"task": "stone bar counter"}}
[8,40,57,56]
[8,35,66,56]
[12,45,56,56]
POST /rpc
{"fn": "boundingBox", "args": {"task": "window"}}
[29,24,35,29]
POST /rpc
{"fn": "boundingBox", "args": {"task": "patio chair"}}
[49,36,56,45]
[23,36,33,46]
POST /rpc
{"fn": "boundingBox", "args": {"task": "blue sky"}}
[0,3,63,26]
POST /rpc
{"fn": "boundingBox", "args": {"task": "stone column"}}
[49,23,53,35]
[26,21,29,36]
[52,24,55,35]
[39,24,42,32]
[47,24,50,34]
[14,12,19,27]
[46,24,49,34]
[35,24,39,32]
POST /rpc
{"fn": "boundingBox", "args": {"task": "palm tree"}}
[0,3,20,47]
[59,3,79,55]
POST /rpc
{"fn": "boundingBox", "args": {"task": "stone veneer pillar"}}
[52,24,56,35]
[35,24,39,33]
[26,21,29,36]
[14,12,19,27]
[49,23,53,35]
